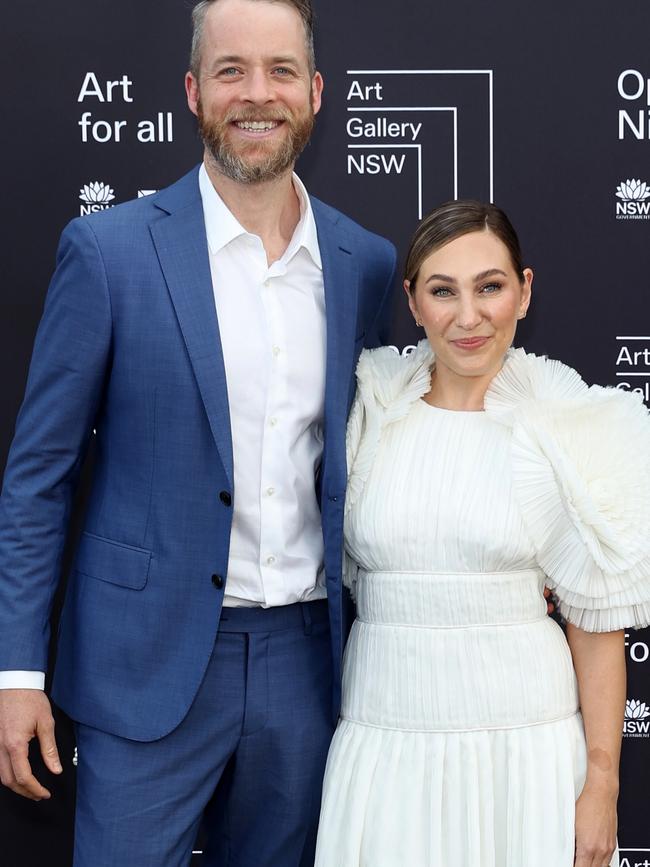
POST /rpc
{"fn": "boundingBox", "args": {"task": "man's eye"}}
[273,67,293,75]
[219,67,240,76]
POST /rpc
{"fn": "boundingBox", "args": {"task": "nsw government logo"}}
[615,179,650,220]
[79,181,116,216]
[623,698,650,737]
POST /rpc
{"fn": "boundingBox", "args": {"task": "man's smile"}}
[234,120,281,131]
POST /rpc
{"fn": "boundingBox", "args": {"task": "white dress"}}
[315,341,650,867]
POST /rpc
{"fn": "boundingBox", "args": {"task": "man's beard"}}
[197,99,314,184]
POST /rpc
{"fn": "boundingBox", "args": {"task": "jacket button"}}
[219,491,232,507]
[212,574,224,589]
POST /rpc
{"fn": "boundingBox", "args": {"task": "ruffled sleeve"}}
[343,340,433,596]
[486,349,650,631]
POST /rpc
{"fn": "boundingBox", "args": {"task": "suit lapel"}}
[148,176,360,495]
[150,181,234,489]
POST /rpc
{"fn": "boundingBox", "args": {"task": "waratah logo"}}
[80,182,115,205]
[616,179,650,201]
[615,179,650,220]
[625,699,650,720]
[623,699,650,737]
[79,181,117,215]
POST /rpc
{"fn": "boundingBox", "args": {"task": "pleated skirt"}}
[315,570,620,866]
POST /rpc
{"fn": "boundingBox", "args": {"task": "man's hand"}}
[543,586,556,615]
[0,689,62,800]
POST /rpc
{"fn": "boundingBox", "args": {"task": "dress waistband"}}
[355,568,547,628]
[342,569,579,731]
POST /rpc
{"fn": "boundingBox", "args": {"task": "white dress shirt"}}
[199,164,327,607]
[0,164,327,688]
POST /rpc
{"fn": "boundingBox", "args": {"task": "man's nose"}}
[241,68,275,104]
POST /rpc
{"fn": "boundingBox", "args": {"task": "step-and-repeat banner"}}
[2,1,650,864]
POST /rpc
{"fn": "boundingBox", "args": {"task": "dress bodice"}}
[343,341,650,632]
[345,399,535,575]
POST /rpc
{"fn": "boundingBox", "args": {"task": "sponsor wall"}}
[1,0,650,864]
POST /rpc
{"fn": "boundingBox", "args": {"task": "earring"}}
[415,318,423,327]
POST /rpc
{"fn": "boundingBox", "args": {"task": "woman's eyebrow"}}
[424,268,507,285]
[425,273,457,284]
[473,268,508,281]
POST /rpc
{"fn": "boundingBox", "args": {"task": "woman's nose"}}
[456,297,483,330]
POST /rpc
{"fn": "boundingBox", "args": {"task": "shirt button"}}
[269,417,278,427]
[219,491,232,507]
[211,574,224,589]
[266,556,276,566]
[272,346,281,358]
[266,487,275,497]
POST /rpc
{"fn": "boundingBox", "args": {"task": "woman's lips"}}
[451,337,490,350]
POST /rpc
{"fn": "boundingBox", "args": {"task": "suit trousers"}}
[72,599,334,867]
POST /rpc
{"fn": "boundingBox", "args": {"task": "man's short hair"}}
[190,0,316,79]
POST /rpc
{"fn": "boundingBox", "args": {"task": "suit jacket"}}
[0,166,396,741]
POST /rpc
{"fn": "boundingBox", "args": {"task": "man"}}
[0,0,396,864]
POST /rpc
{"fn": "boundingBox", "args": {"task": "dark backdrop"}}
[2,1,650,864]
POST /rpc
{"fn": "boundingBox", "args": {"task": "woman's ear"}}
[404,280,419,323]
[518,268,533,319]
[403,280,418,319]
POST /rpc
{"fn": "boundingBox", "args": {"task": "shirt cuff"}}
[0,671,46,690]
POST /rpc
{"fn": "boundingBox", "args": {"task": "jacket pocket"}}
[74,532,152,590]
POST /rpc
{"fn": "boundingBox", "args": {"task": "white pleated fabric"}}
[313,342,650,866]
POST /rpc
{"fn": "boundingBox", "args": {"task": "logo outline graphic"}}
[346,68,494,219]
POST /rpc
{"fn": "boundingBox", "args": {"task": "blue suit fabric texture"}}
[0,166,396,865]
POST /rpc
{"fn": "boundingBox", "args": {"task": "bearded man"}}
[0,1,396,865]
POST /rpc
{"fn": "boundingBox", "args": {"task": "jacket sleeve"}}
[0,217,113,670]
[364,239,397,349]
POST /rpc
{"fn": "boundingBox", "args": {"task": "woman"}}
[314,200,650,866]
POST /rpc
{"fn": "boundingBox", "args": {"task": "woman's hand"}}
[574,778,618,867]
[567,626,625,867]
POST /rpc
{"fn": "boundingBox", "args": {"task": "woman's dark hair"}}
[405,200,525,292]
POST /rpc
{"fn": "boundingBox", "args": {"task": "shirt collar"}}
[199,162,322,270]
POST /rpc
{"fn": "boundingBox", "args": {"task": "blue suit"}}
[0,167,396,864]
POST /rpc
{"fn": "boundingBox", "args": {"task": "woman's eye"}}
[431,287,453,297]
[480,282,502,294]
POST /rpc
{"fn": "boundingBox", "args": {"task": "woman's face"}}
[405,229,533,384]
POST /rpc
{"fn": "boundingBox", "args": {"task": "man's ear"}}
[185,72,200,117]
[311,72,324,116]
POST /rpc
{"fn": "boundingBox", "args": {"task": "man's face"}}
[185,0,323,184]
